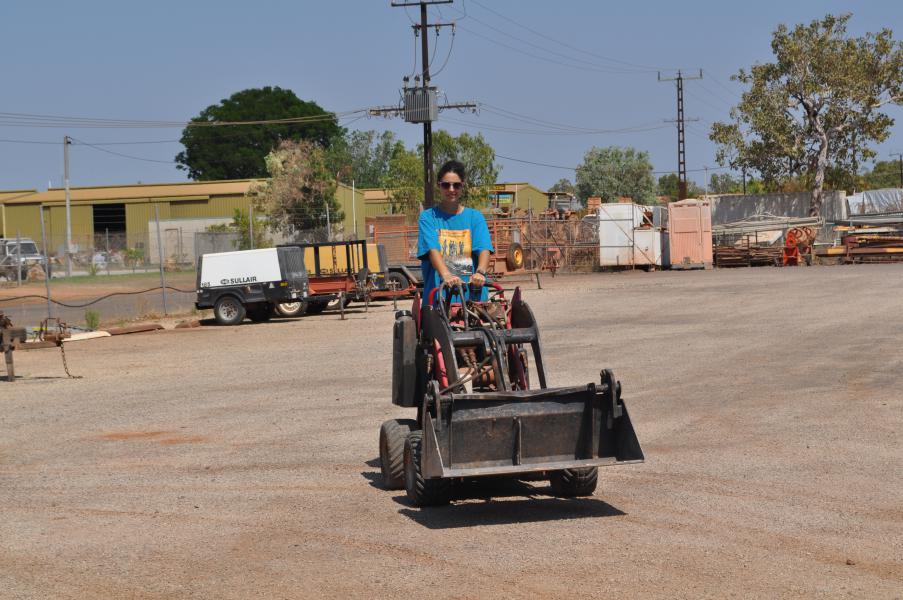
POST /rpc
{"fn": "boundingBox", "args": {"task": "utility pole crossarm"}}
[390,0,452,6]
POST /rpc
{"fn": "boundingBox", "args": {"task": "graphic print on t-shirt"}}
[439,228,473,277]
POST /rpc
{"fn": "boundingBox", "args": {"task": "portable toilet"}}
[667,199,712,269]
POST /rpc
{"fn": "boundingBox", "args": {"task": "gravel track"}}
[2,265,901,598]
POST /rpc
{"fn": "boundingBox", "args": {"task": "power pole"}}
[660,70,702,200]
[63,135,73,277]
[892,152,903,188]
[381,1,475,209]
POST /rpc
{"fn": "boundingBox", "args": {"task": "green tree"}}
[206,209,272,250]
[710,14,903,216]
[249,140,343,237]
[548,178,576,195]
[657,173,704,200]
[709,173,743,194]
[176,87,343,181]
[430,130,500,207]
[576,146,656,204]
[862,159,903,189]
[381,147,423,214]
[326,130,406,188]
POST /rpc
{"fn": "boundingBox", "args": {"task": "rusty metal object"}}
[1,312,28,381]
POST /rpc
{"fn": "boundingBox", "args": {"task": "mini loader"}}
[379,282,644,507]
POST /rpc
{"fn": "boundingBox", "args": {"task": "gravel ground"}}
[2,265,901,599]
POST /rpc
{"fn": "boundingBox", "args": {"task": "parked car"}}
[0,238,49,280]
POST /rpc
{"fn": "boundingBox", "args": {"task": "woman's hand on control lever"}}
[442,272,463,287]
[470,271,486,287]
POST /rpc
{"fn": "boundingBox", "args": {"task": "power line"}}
[495,152,731,175]
[467,0,667,72]
[457,24,645,75]
[68,137,176,164]
[0,109,368,129]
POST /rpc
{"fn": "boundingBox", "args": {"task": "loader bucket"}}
[420,375,644,479]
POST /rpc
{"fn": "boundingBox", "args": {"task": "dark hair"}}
[437,160,466,183]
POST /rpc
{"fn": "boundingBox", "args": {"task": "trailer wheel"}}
[387,271,410,292]
[247,303,272,323]
[304,300,328,315]
[506,242,525,271]
[549,467,598,497]
[274,301,306,318]
[404,430,450,506]
[379,419,417,490]
[213,295,245,326]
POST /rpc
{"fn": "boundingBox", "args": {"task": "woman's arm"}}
[428,249,461,286]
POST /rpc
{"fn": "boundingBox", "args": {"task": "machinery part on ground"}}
[549,467,599,497]
[214,295,246,326]
[404,430,451,506]
[273,301,307,318]
[783,227,815,267]
[379,418,418,489]
[246,303,273,323]
[1,312,26,382]
[506,242,525,271]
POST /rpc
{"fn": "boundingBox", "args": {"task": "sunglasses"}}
[438,181,463,190]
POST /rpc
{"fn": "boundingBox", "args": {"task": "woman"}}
[417,160,494,306]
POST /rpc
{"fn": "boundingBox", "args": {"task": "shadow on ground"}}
[362,459,625,528]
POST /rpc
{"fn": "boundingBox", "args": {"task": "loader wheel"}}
[274,301,306,318]
[404,430,450,507]
[549,467,598,497]
[247,303,272,323]
[379,419,417,490]
[506,242,525,271]
[213,295,245,326]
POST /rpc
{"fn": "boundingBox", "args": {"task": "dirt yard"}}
[2,265,901,599]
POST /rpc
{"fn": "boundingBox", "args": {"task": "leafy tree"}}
[709,173,743,194]
[862,159,903,189]
[576,146,656,204]
[548,178,576,195]
[381,147,423,214]
[326,130,406,187]
[430,130,500,207]
[249,140,343,237]
[710,14,903,216]
[657,173,704,200]
[176,87,343,181]
[206,209,272,250]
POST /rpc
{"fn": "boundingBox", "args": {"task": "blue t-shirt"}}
[417,206,494,306]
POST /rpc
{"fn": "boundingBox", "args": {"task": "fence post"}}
[249,205,255,250]
[154,204,168,315]
[15,231,22,286]
[105,228,111,275]
[39,218,52,319]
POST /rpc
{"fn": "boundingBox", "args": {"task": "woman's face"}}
[438,171,464,205]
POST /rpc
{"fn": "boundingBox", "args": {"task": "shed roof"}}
[0,180,259,205]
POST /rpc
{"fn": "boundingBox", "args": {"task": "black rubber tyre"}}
[379,419,417,490]
[304,299,329,315]
[274,301,306,318]
[404,430,450,506]
[213,295,245,326]
[247,303,273,323]
[549,467,598,497]
[506,242,525,271]
[386,271,410,292]
[328,295,353,310]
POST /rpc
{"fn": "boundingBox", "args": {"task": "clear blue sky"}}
[1,0,900,192]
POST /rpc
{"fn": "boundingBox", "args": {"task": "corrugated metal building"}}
[361,182,551,217]
[0,180,366,249]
